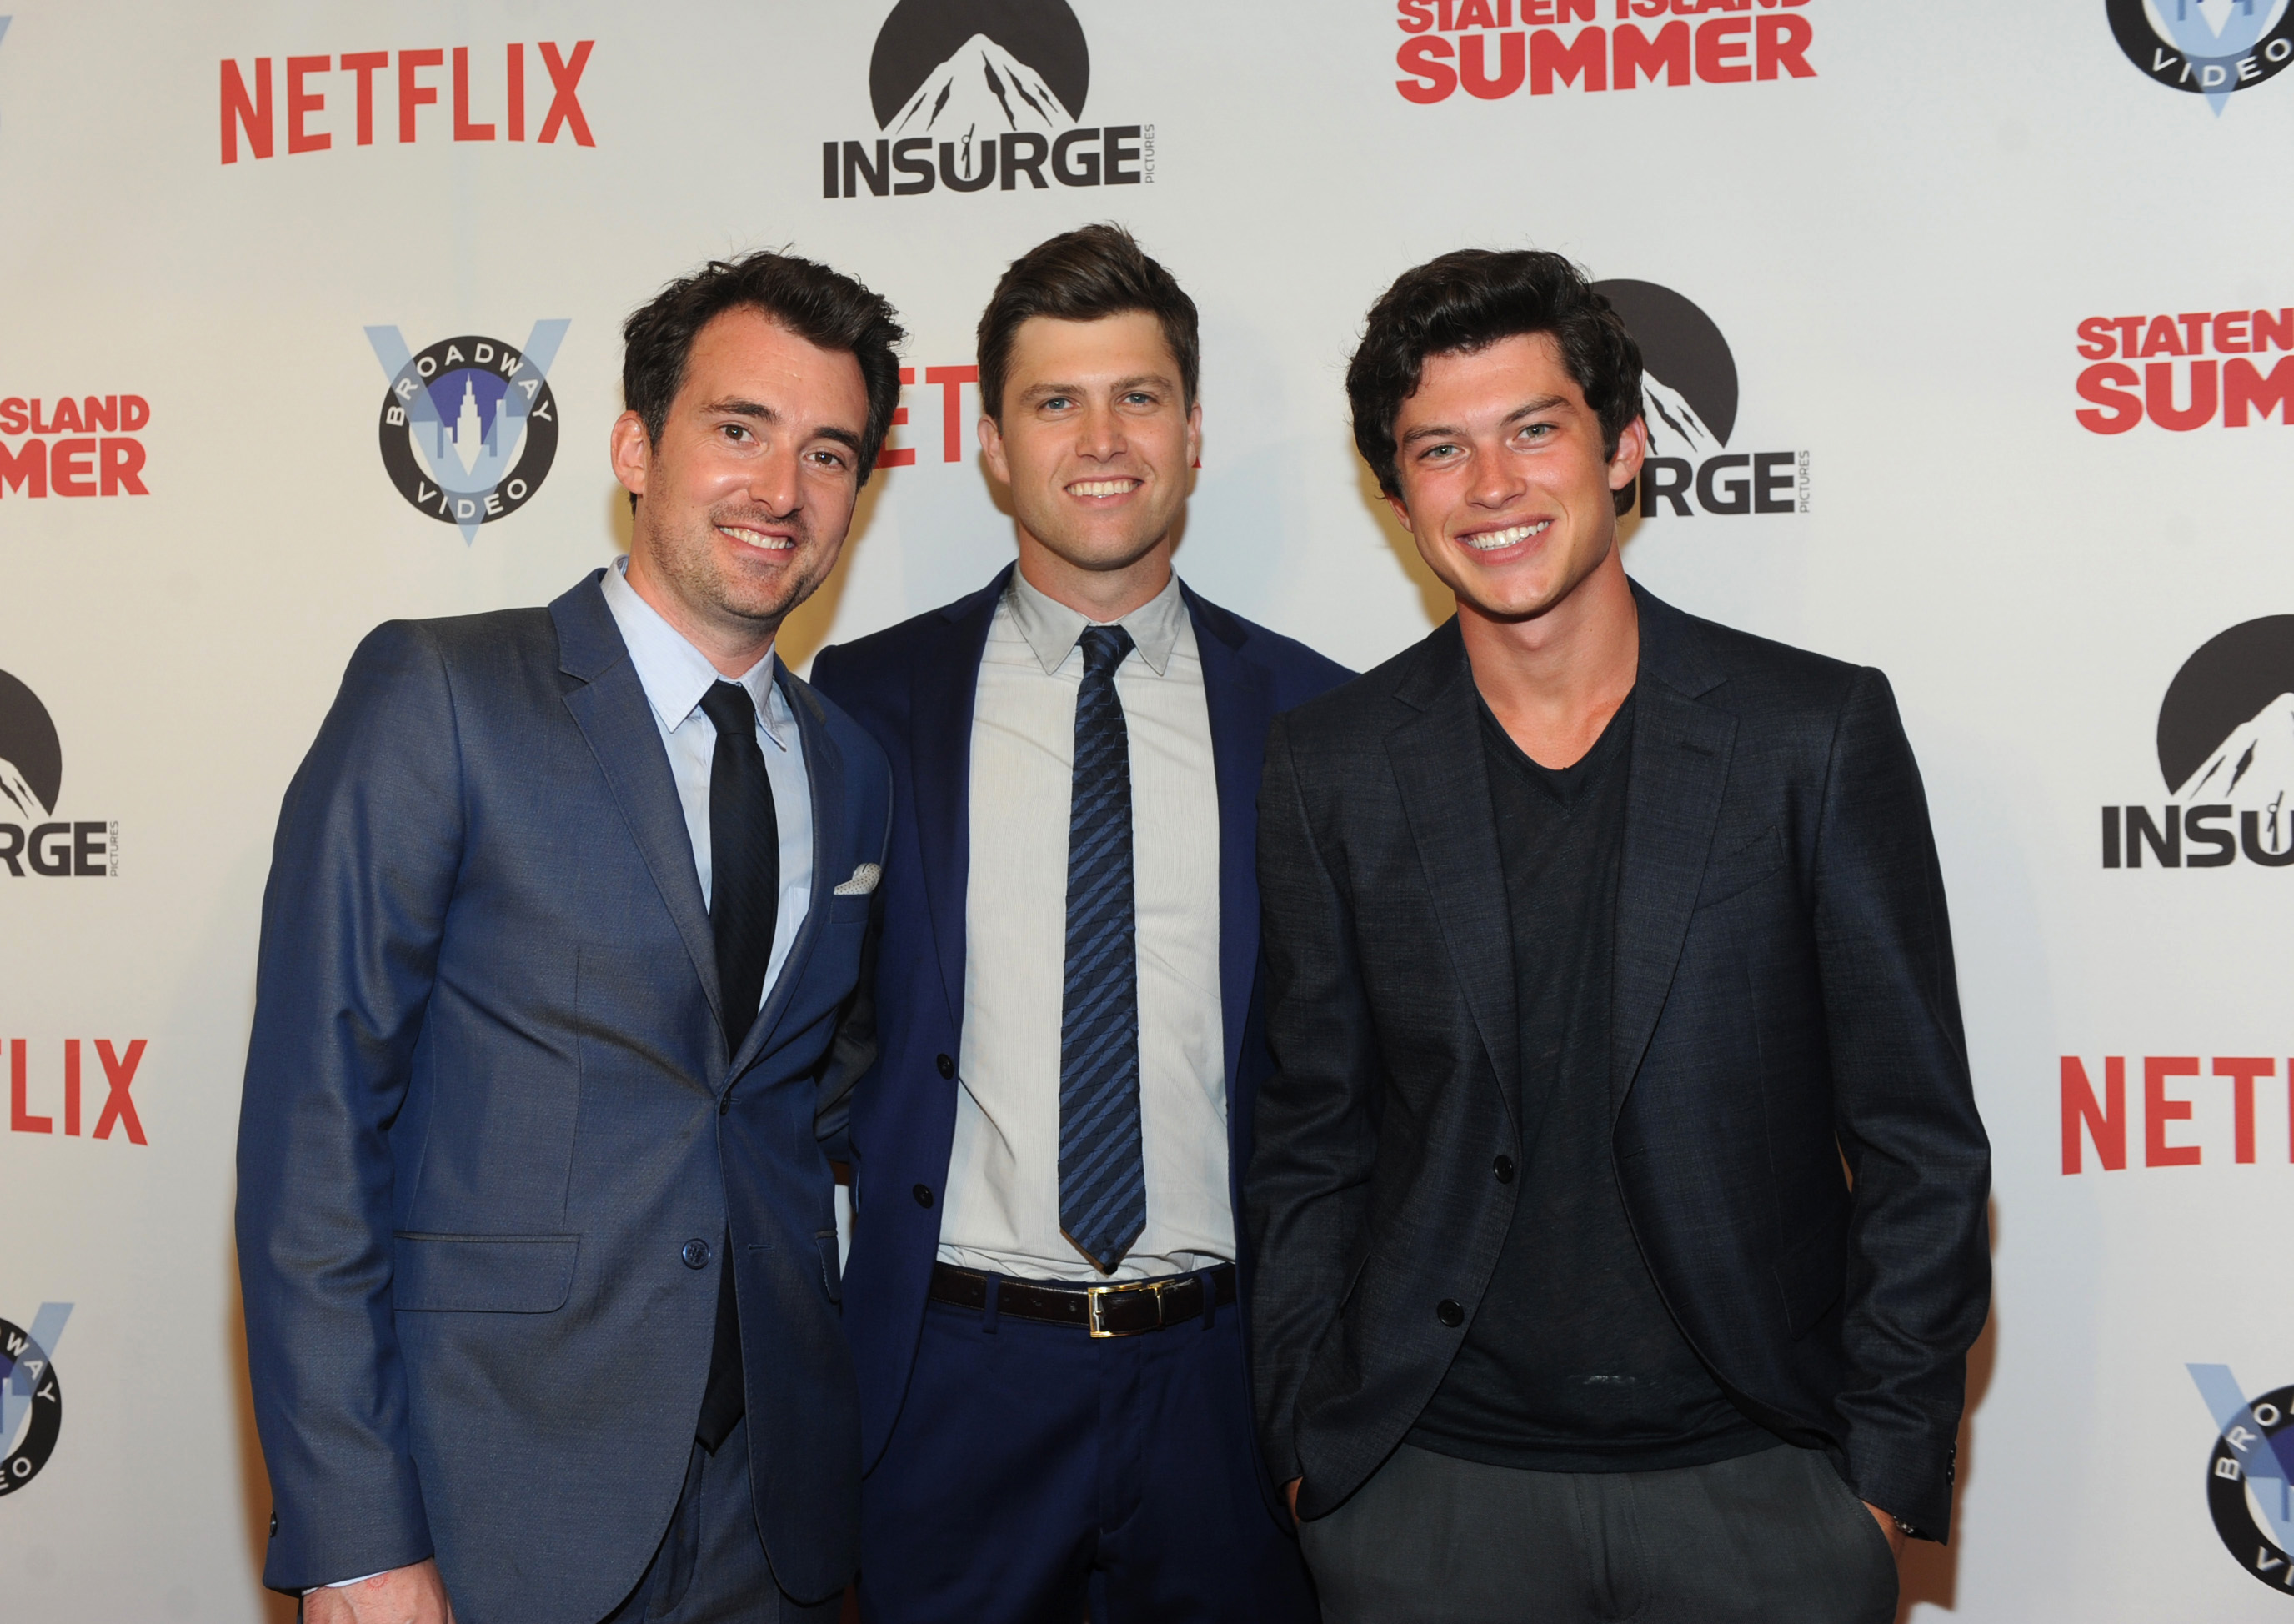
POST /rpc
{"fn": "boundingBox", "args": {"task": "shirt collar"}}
[601,557,794,749]
[1004,568,1187,678]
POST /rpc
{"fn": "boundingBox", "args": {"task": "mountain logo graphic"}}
[870,0,1089,136]
[2190,1365,2294,1592]
[365,326,567,543]
[2157,616,2294,834]
[0,1305,70,1497]
[1593,279,1739,460]
[0,668,62,821]
[2109,0,2294,113]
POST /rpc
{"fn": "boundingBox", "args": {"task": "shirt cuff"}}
[305,1572,386,1594]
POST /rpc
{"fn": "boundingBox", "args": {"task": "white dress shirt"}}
[601,556,814,1013]
[939,570,1233,1283]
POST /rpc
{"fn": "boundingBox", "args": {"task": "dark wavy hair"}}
[622,250,907,487]
[976,224,1200,423]
[1347,249,1643,514]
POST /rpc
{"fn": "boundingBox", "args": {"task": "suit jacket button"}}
[681,1238,712,1269]
[1436,1299,1464,1327]
[1493,1155,1515,1183]
[935,1054,955,1080]
[914,1184,934,1208]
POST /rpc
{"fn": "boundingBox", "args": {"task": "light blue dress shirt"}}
[601,556,814,1010]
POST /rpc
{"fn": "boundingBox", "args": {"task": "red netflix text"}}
[220,43,594,164]
[2061,1055,2294,1173]
[8,1040,148,1145]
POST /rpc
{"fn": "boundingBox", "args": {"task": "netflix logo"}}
[2061,1055,2291,1175]
[8,1040,148,1145]
[219,43,594,164]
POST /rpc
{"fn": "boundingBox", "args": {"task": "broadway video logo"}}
[2191,1363,2294,1592]
[0,669,116,880]
[1,1304,71,1496]
[1595,280,1808,521]
[2110,0,2294,113]
[2102,616,2294,868]
[823,0,1153,198]
[365,323,567,542]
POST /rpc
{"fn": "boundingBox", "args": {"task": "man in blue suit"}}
[812,226,1345,1623]
[236,252,903,1624]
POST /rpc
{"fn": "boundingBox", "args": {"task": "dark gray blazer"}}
[1246,583,1989,1539]
[235,572,891,1618]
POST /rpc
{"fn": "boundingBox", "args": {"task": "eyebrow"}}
[1400,393,1571,447]
[1020,373,1177,403]
[703,396,863,452]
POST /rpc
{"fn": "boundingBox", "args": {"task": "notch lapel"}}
[1185,590,1273,1102]
[1385,634,1523,1132]
[1610,680,1736,1120]
[729,671,843,1077]
[910,570,1007,1036]
[554,582,724,1044]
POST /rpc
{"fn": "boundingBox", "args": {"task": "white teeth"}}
[1069,479,1140,498]
[1463,521,1550,551]
[720,526,794,550]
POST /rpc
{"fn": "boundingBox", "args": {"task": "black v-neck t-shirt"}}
[1409,689,1770,1473]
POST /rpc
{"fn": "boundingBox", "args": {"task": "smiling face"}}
[610,306,871,667]
[1387,330,1646,627]
[979,311,1201,609]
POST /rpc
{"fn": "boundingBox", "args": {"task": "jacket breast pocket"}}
[393,1232,580,1313]
[1694,825,1786,912]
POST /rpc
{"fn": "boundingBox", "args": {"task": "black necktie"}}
[694,679,777,1452]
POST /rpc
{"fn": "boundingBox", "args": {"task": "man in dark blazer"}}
[236,253,904,1624]
[1248,250,1991,1623]
[812,227,1343,1621]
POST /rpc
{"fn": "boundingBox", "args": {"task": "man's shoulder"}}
[811,575,1007,711]
[1180,588,1354,704]
[1641,588,1869,725]
[1275,620,1451,750]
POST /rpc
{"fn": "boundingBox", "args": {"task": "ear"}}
[1385,489,1413,531]
[1608,415,1649,495]
[1185,398,1203,470]
[979,413,1010,487]
[610,410,652,499]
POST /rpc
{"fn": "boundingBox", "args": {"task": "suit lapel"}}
[729,670,842,1077]
[1185,589,1273,1103]
[1386,630,1523,1132]
[553,579,723,1041]
[1610,659,1736,1120]
[911,569,1008,1036]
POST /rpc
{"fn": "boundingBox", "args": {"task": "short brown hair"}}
[975,224,1200,423]
[623,250,908,486]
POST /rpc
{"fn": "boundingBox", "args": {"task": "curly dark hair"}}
[976,224,1200,423]
[622,250,907,486]
[1347,249,1643,514]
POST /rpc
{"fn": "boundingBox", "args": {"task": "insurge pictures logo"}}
[2102,617,2294,869]
[1595,280,1808,521]
[0,1305,71,1496]
[0,669,115,880]
[364,323,567,543]
[2191,1364,2294,1592]
[2110,1,2294,113]
[823,0,1154,198]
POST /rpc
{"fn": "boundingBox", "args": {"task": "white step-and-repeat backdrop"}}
[4,3,2293,1618]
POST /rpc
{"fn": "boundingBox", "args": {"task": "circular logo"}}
[1593,279,1739,457]
[0,1317,63,1496]
[2109,0,2294,97]
[2156,615,2294,795]
[377,333,558,529]
[872,0,1089,131]
[2206,1381,2294,1591]
[0,668,63,819]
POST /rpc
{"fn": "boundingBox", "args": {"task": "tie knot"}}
[1077,624,1134,678]
[699,680,757,737]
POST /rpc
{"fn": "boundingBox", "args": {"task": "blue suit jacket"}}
[809,566,1350,1499]
[236,571,890,1619]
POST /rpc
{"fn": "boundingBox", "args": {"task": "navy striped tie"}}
[1059,624,1145,1275]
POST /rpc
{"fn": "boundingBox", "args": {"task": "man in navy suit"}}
[812,225,1344,1623]
[237,252,903,1624]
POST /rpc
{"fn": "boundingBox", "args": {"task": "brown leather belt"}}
[929,1261,1236,1337]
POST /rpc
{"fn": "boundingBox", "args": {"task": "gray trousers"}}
[599,1416,844,1624]
[1299,1442,1899,1624]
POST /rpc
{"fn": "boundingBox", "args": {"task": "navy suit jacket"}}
[236,571,890,1619]
[1247,584,1991,1540]
[809,566,1350,1499]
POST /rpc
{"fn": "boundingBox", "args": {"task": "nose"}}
[1075,399,1126,463]
[748,440,802,517]
[1470,443,1525,510]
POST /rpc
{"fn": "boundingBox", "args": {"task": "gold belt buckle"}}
[1085,1278,1169,1338]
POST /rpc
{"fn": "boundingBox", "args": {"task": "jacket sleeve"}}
[234,620,463,1593]
[1811,667,1991,1541]
[1244,715,1385,1488]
